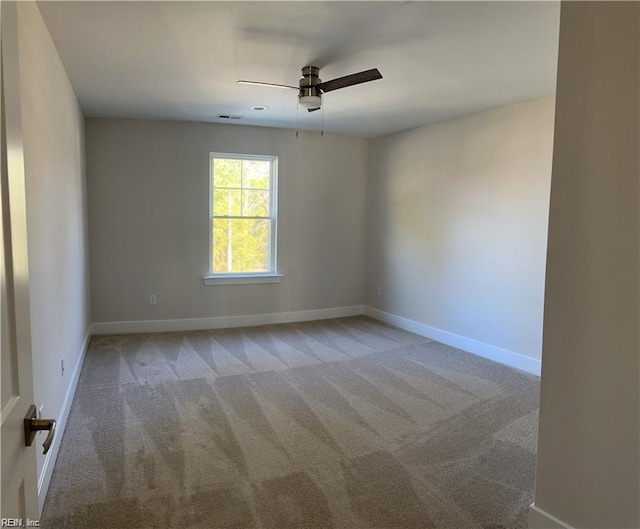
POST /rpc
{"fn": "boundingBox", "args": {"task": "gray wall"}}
[532,2,640,527]
[85,119,367,323]
[366,97,555,362]
[17,2,91,485]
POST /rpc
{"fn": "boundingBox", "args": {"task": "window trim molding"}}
[208,152,278,278]
[202,273,283,286]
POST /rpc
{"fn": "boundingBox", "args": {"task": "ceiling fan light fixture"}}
[298,94,322,110]
[298,83,322,110]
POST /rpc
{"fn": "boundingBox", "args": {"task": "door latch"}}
[24,404,56,454]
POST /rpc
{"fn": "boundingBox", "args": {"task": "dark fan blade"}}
[317,68,382,93]
[308,107,321,113]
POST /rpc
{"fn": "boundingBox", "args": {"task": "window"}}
[204,153,280,285]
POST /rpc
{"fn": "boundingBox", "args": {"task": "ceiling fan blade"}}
[317,68,382,93]
[237,80,298,90]
[308,107,321,113]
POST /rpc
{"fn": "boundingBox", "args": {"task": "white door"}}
[1,1,41,522]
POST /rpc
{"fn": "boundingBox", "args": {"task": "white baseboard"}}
[37,326,92,513]
[529,504,575,529]
[92,305,540,375]
[364,306,541,376]
[91,305,365,335]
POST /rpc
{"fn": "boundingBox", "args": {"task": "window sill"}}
[202,274,283,286]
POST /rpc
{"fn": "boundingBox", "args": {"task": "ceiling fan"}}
[238,66,383,112]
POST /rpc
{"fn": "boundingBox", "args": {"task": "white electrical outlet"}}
[149,294,157,306]
[376,286,382,297]
[61,357,65,377]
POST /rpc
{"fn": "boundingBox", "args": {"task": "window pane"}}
[243,160,270,189]
[242,189,269,217]
[213,188,241,216]
[212,218,270,274]
[213,158,241,188]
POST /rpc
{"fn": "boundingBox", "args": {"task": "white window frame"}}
[203,152,281,286]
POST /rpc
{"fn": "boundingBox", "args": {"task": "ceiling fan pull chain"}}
[321,105,324,137]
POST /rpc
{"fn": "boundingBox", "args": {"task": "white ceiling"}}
[37,1,560,139]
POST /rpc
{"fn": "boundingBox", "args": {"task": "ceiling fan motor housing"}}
[300,66,321,89]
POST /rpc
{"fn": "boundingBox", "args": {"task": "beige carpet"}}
[41,316,539,529]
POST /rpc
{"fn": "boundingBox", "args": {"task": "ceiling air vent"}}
[216,114,243,120]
